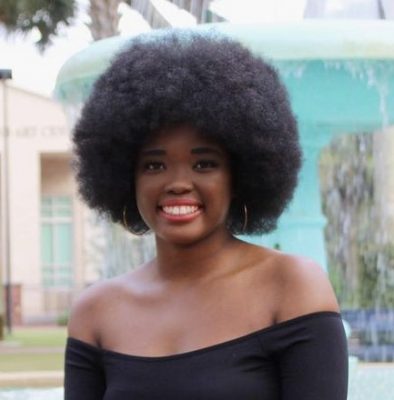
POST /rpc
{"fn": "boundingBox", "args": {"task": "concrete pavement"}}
[0,370,63,388]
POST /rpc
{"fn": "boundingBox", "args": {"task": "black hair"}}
[73,29,302,235]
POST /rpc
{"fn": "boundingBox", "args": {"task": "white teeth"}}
[162,205,199,215]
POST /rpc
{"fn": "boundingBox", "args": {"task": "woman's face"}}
[135,126,232,245]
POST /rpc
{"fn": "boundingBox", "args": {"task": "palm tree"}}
[0,0,131,46]
[88,0,123,40]
[0,0,77,50]
[0,0,212,49]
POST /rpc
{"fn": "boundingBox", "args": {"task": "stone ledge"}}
[0,371,63,388]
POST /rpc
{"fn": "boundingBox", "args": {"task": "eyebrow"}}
[140,147,223,157]
[140,149,166,156]
[190,147,223,155]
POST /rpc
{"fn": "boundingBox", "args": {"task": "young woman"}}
[65,30,348,399]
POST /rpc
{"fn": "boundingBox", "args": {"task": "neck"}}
[152,229,239,282]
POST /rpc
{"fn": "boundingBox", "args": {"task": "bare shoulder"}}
[67,275,127,345]
[271,253,340,323]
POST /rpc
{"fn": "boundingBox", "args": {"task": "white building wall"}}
[0,84,96,324]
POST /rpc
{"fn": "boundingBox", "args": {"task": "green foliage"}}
[0,327,66,373]
[358,242,394,308]
[0,0,76,50]
[0,352,64,372]
[0,0,18,27]
[320,133,394,309]
[57,310,69,326]
[4,327,67,347]
[327,261,346,302]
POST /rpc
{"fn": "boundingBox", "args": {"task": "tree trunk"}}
[88,0,123,40]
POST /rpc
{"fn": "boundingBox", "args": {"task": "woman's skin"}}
[68,126,339,357]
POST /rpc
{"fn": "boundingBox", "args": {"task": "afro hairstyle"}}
[72,29,302,235]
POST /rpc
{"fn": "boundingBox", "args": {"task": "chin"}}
[156,226,206,246]
[155,225,220,247]
[158,232,204,247]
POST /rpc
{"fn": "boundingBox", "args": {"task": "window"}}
[41,196,73,288]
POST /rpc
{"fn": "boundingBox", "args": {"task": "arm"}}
[64,338,106,400]
[275,312,348,400]
[65,285,106,400]
[273,256,348,399]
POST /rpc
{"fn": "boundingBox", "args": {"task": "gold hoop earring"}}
[242,204,248,233]
[122,206,148,236]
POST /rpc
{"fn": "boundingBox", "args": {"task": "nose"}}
[164,167,193,194]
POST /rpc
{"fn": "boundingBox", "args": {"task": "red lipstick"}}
[159,199,203,223]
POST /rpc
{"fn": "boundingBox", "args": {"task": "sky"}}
[0,1,151,96]
[0,0,310,97]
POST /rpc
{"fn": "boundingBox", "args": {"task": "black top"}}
[64,311,348,400]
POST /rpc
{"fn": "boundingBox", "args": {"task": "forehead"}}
[141,125,223,151]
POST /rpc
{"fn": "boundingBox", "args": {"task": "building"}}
[0,83,98,325]
[2,0,394,327]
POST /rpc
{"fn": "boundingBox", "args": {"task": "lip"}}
[158,199,203,223]
[159,199,202,207]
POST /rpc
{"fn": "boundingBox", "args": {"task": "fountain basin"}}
[54,20,394,269]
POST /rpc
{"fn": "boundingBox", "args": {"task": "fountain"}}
[1,19,388,400]
[54,20,394,271]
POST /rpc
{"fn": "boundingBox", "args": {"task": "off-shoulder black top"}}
[64,311,348,400]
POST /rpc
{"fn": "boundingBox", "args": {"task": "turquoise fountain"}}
[55,20,394,270]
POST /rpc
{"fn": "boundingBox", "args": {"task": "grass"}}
[0,327,67,373]
[4,327,67,348]
[0,353,64,372]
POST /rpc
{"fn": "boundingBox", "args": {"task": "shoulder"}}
[67,275,127,346]
[270,253,340,323]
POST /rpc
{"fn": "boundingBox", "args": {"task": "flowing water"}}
[0,388,62,400]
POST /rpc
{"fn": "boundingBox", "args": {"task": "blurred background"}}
[0,0,394,399]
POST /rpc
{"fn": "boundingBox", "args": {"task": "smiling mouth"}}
[161,205,201,216]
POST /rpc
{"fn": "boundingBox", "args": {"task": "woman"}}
[65,30,348,399]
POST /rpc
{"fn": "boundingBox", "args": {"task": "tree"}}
[0,0,128,47]
[0,0,209,50]
[88,0,123,40]
[0,0,77,50]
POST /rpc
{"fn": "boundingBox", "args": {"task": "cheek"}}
[206,174,232,206]
[222,177,233,204]
[134,177,155,213]
[135,173,159,194]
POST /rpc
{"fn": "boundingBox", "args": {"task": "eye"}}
[194,160,219,171]
[142,161,165,172]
